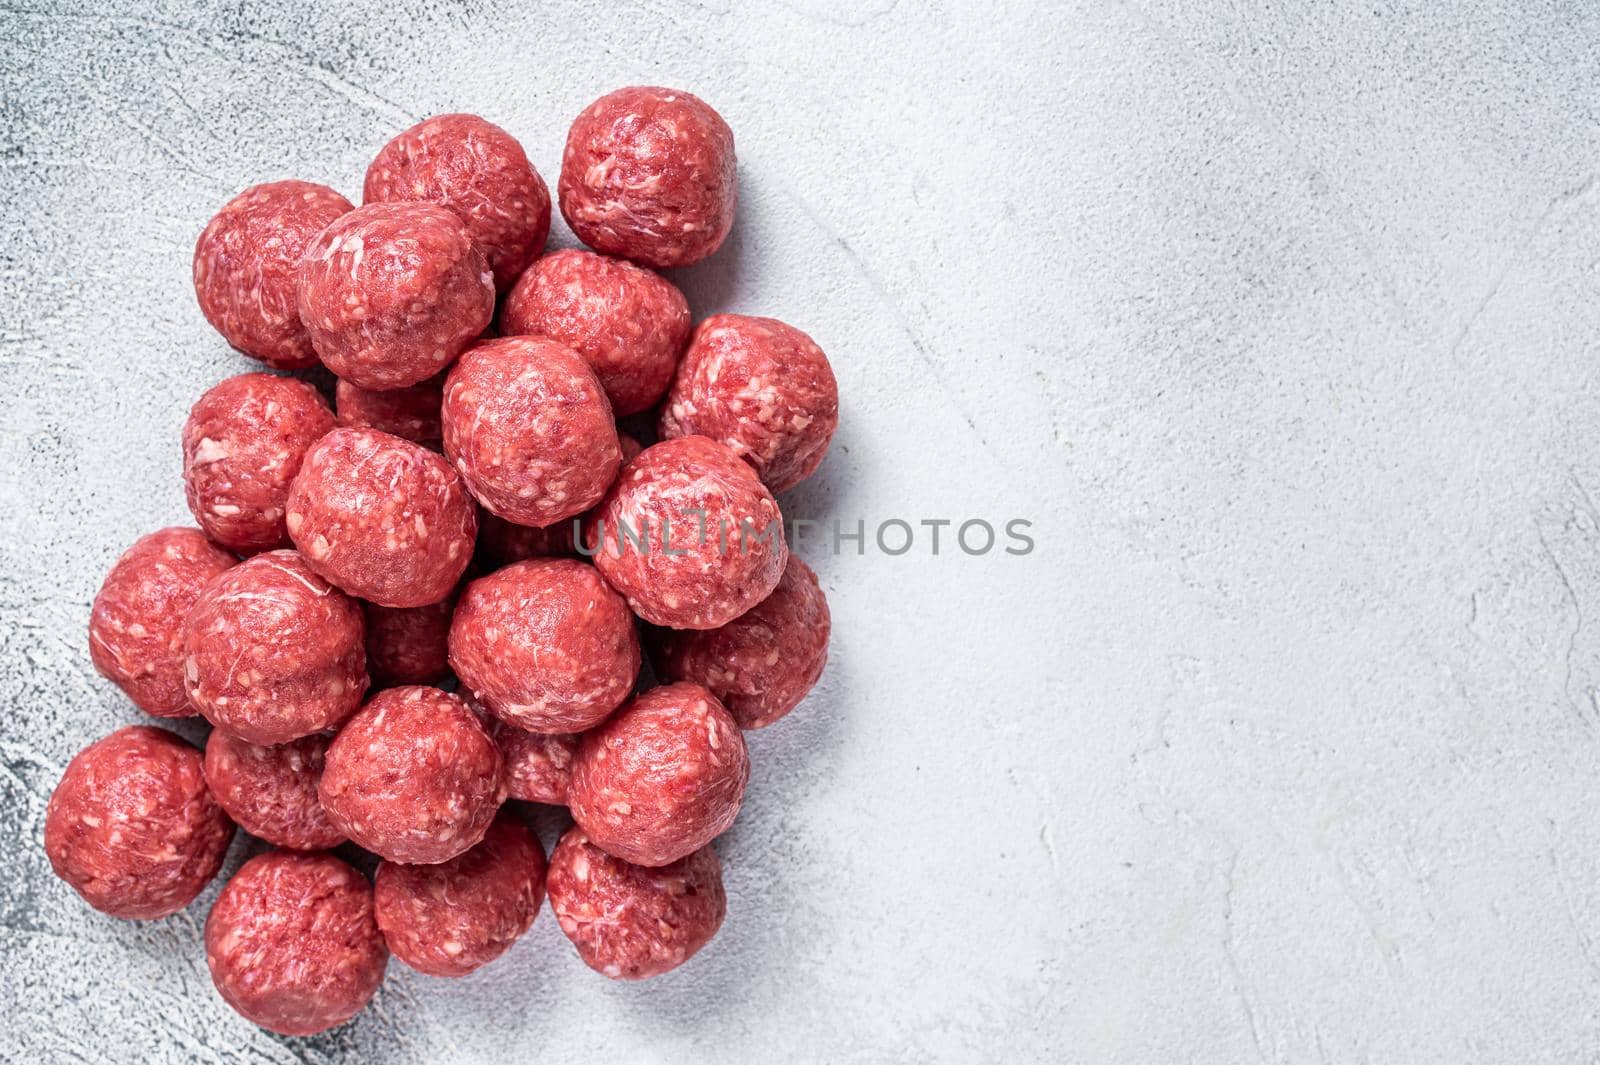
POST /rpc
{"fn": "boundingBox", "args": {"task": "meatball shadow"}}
[507,798,575,855]
[607,442,854,1025]
[292,362,340,405]
[775,430,847,569]
[384,901,570,1039]
[665,171,752,321]
[600,643,853,1027]
[528,407,864,1023]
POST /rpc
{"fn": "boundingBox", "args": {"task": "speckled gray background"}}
[4,1,1600,1061]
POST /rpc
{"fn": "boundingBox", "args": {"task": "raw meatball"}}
[496,725,580,805]
[587,436,787,629]
[182,373,335,553]
[449,559,639,733]
[499,248,689,415]
[45,726,234,920]
[319,686,504,865]
[363,597,452,687]
[656,555,830,729]
[659,315,839,492]
[183,550,367,744]
[203,730,344,851]
[285,427,477,608]
[567,682,748,867]
[474,435,641,568]
[441,336,621,528]
[297,202,494,390]
[373,811,546,977]
[88,527,235,718]
[193,180,353,369]
[336,373,445,450]
[364,113,550,292]
[205,851,387,1036]
[546,826,724,979]
[559,87,736,269]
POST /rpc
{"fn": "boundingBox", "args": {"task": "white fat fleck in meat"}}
[344,234,365,280]
[191,437,230,465]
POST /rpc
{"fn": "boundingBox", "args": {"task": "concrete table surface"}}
[4,1,1599,1061]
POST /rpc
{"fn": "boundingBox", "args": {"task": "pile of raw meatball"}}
[45,88,836,1037]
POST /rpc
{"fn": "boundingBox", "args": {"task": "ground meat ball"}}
[495,725,580,805]
[474,435,642,568]
[88,527,235,718]
[363,597,452,687]
[297,202,494,390]
[559,87,736,270]
[449,558,639,733]
[285,428,477,608]
[182,373,335,553]
[335,373,445,450]
[182,550,367,744]
[205,851,386,1036]
[587,436,786,629]
[364,113,550,293]
[441,336,621,528]
[193,180,354,369]
[499,249,689,415]
[203,731,341,851]
[373,811,546,977]
[203,730,343,851]
[568,682,748,867]
[546,826,724,979]
[45,726,234,920]
[655,555,830,729]
[319,686,504,865]
[659,315,839,492]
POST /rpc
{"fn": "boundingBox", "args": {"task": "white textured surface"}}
[4,1,1600,1061]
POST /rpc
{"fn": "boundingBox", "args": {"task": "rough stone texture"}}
[4,1,1600,1062]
